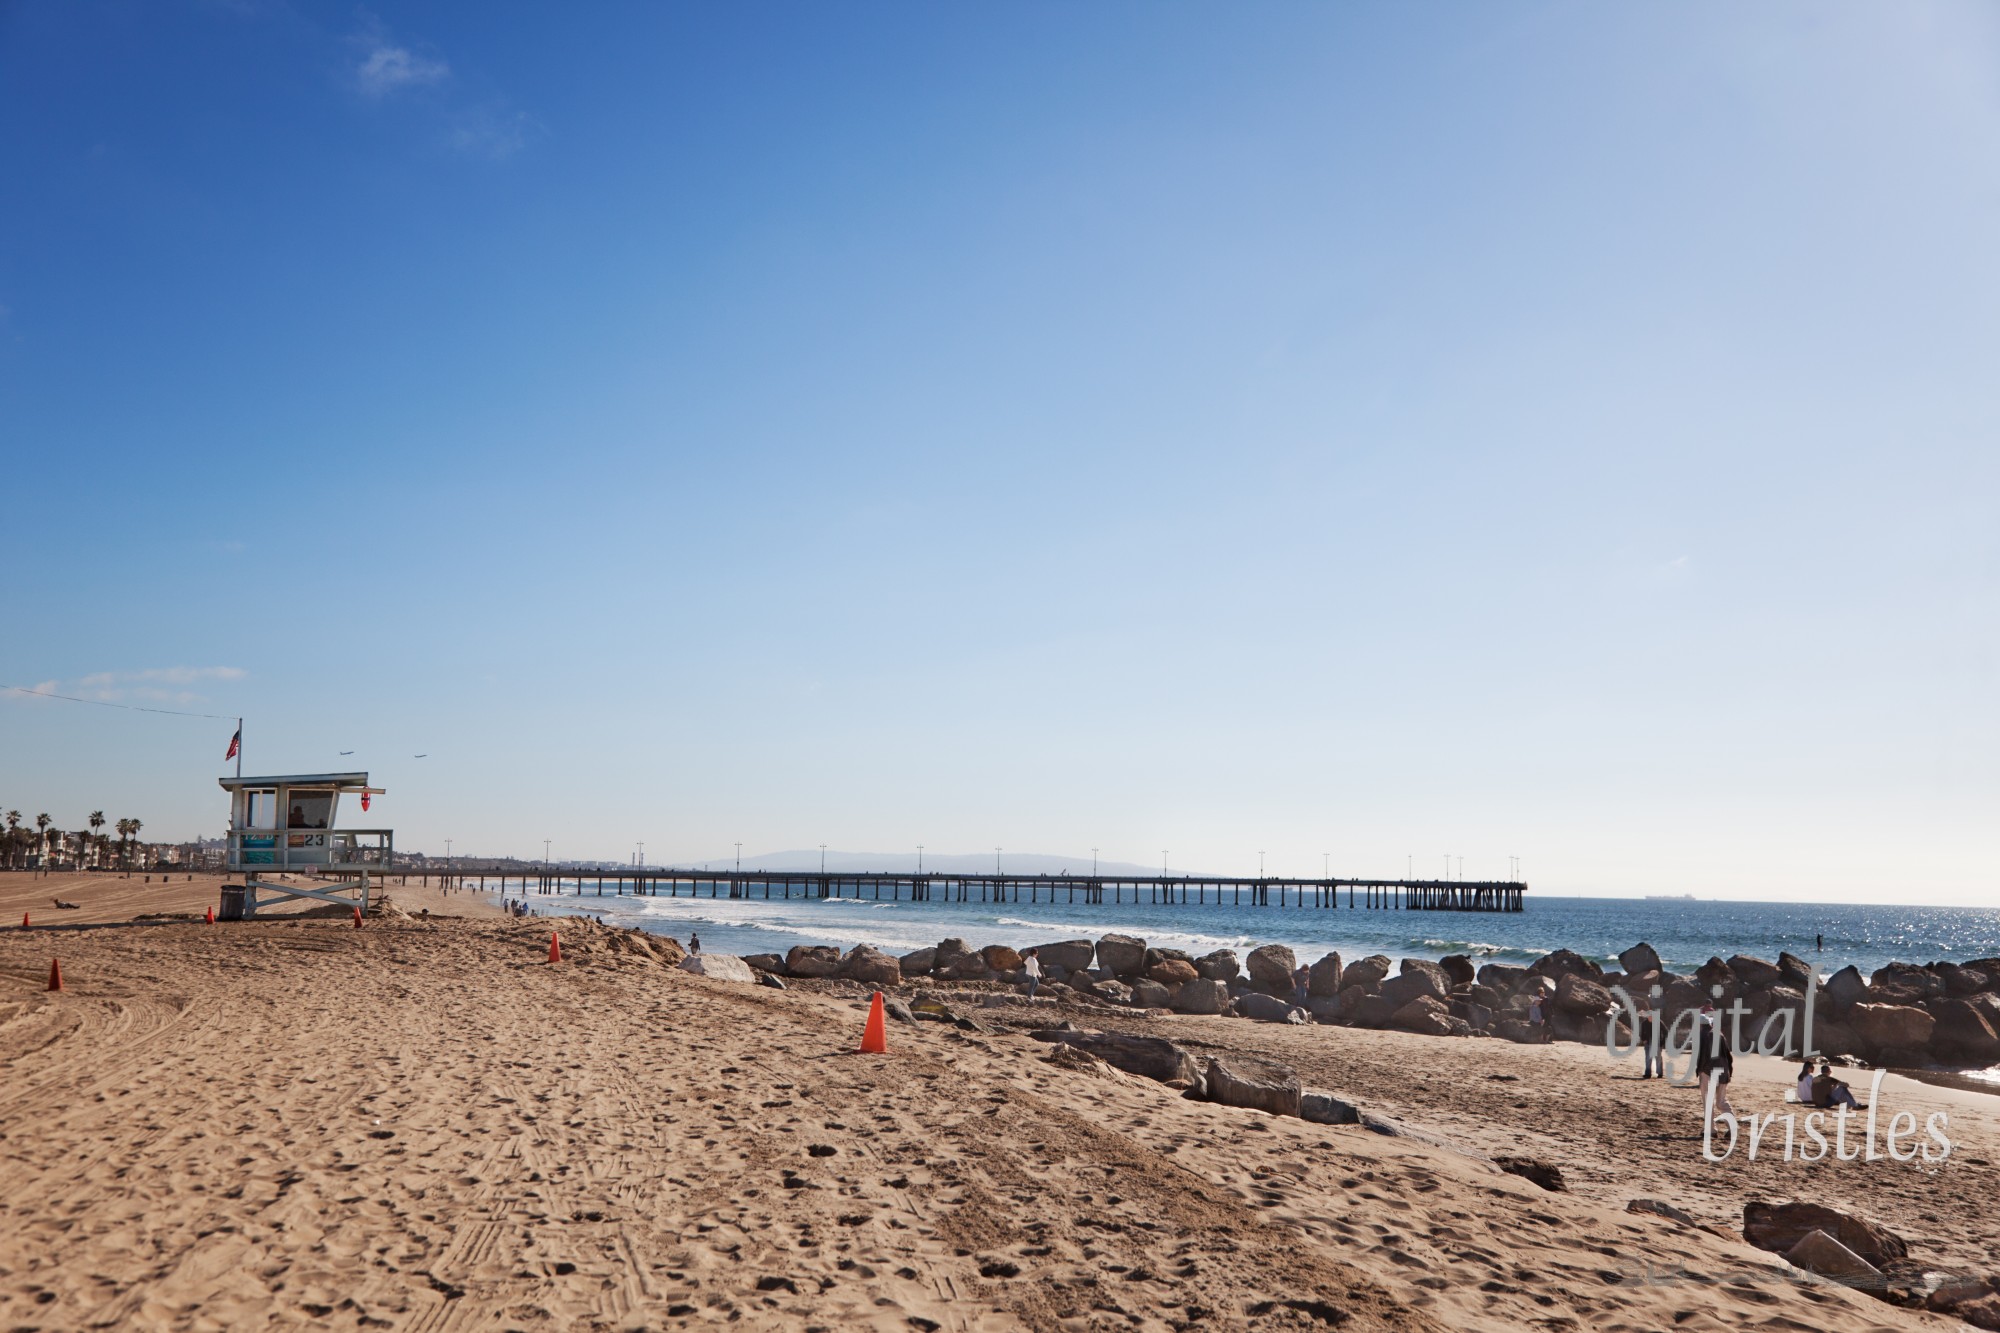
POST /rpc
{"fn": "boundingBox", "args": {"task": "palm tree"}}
[34,813,51,869]
[87,811,105,869]
[116,818,132,868]
[126,818,144,869]
[3,810,19,869]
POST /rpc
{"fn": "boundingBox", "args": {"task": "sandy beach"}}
[2,875,1993,1331]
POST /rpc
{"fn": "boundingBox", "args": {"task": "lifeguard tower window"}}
[287,791,333,830]
[244,790,278,830]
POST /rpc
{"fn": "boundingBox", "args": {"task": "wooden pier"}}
[395,868,1526,912]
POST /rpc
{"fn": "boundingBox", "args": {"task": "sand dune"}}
[0,878,1983,1330]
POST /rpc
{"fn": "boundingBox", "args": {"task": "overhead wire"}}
[2,683,239,722]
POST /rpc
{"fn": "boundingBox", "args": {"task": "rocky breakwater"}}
[737,932,2000,1071]
[1321,941,2000,1070]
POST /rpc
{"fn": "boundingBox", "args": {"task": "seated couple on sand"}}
[1796,1059,1864,1110]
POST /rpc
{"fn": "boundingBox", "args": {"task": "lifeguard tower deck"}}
[218,772,392,919]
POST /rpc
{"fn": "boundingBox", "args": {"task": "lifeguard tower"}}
[217,772,392,919]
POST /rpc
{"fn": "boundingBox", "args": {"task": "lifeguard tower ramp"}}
[218,773,392,919]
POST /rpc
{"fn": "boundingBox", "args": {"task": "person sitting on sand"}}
[1021,947,1043,999]
[52,898,80,910]
[1797,1059,1817,1105]
[1812,1059,1861,1110]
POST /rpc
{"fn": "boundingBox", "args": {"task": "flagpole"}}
[235,717,242,778]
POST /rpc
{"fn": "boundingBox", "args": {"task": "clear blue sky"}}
[2,2,1995,902]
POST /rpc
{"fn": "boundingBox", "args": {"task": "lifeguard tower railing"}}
[226,829,394,872]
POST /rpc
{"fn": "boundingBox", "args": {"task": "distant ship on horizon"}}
[1645,893,1699,901]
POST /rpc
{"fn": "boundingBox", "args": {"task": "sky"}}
[1,2,1996,903]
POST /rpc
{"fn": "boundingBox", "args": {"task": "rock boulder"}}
[1204,1055,1302,1118]
[1527,948,1602,986]
[1439,954,1476,988]
[1848,1003,1936,1055]
[1555,972,1614,1017]
[1246,944,1298,995]
[785,944,842,978]
[1039,939,1096,973]
[1096,933,1147,977]
[1042,1030,1200,1083]
[1822,965,1867,1015]
[1172,978,1230,1015]
[1930,998,2000,1064]
[1307,952,1344,996]
[1618,942,1663,976]
[1380,967,1447,1010]
[1148,959,1200,986]
[1304,995,1343,1023]
[1493,1156,1566,1192]
[982,944,1023,973]
[1195,949,1241,982]
[1346,993,1399,1029]
[938,952,992,981]
[1235,991,1306,1024]
[840,945,902,986]
[1089,978,1134,1006]
[1344,954,1393,991]
[1742,1200,1907,1268]
[1390,995,1454,1036]
[1777,951,1814,990]
[896,947,936,976]
[679,954,756,983]
[1784,1230,1882,1287]
[1727,954,1785,991]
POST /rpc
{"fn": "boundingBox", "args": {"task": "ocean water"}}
[496,882,2000,980]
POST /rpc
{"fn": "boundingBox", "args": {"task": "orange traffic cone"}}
[352,905,364,928]
[48,958,63,992]
[205,905,214,924]
[20,911,28,929]
[858,992,887,1054]
[548,932,562,963]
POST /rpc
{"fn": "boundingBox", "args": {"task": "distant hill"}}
[682,849,1175,877]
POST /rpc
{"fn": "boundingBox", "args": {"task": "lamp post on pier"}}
[1091,848,1098,877]
[819,844,827,873]
[917,844,924,873]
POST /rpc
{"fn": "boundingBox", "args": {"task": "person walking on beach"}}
[1021,947,1043,999]
[689,932,701,954]
[1638,1003,1661,1079]
[1694,1003,1735,1120]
